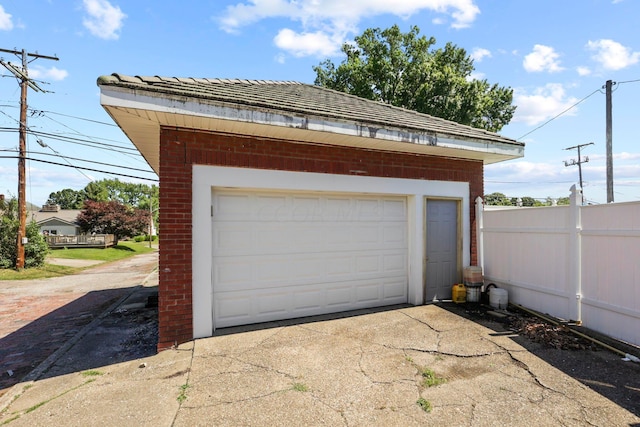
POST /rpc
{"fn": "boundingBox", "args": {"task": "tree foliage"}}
[76,200,150,244]
[313,25,516,132]
[0,198,48,269]
[484,193,570,207]
[83,179,158,208]
[49,179,158,210]
[47,188,86,209]
[484,192,513,206]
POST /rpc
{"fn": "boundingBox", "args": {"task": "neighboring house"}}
[98,74,524,350]
[30,205,82,236]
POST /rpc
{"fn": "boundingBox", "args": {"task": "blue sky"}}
[1,0,639,206]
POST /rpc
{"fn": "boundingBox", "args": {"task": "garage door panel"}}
[214,224,406,256]
[215,277,408,328]
[212,189,408,328]
[384,253,408,273]
[215,250,405,292]
[384,224,407,244]
[384,279,408,299]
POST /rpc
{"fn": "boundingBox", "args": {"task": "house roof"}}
[98,74,524,173]
[30,209,81,226]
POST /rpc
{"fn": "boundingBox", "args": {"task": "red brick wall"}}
[158,127,484,350]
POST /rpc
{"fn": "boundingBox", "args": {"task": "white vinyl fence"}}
[477,186,640,347]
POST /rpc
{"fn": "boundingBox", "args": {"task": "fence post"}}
[475,196,484,273]
[568,185,582,324]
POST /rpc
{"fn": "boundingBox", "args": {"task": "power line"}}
[36,138,94,182]
[0,103,119,127]
[617,78,640,85]
[0,155,158,181]
[517,89,601,141]
[0,127,141,154]
[33,108,119,127]
[0,147,156,174]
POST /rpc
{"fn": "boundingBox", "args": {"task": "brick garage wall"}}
[158,127,484,350]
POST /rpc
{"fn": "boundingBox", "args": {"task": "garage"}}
[98,74,524,348]
[211,188,408,328]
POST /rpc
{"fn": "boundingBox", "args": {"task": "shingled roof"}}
[98,74,524,172]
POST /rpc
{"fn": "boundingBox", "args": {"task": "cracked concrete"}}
[1,304,638,426]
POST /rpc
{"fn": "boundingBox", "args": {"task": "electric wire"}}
[0,127,141,155]
[0,155,158,181]
[0,104,139,147]
[0,107,151,183]
[617,78,640,85]
[31,108,119,127]
[517,89,601,141]
[37,141,95,182]
[0,148,156,174]
[38,112,148,165]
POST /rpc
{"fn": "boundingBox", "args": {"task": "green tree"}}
[314,25,516,132]
[484,192,513,206]
[83,179,158,209]
[47,188,86,209]
[0,197,48,269]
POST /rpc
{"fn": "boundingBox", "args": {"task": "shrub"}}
[24,221,49,268]
[134,235,158,242]
[0,198,48,269]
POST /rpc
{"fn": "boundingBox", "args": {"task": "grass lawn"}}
[0,241,156,280]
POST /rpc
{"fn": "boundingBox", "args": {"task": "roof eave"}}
[99,85,524,174]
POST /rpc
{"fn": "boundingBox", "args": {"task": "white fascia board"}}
[100,86,522,159]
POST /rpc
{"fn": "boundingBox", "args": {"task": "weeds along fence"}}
[477,186,640,348]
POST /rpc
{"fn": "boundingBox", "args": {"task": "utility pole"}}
[0,48,58,269]
[564,142,594,205]
[605,80,615,203]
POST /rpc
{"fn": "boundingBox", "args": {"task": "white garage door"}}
[212,189,408,328]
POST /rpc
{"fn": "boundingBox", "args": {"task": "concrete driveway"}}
[2,302,639,426]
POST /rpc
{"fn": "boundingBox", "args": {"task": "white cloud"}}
[586,39,640,71]
[274,28,343,57]
[576,66,591,76]
[470,47,491,62]
[487,160,566,181]
[218,0,480,57]
[29,66,69,81]
[523,44,564,73]
[0,5,13,31]
[512,83,578,126]
[82,0,126,40]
